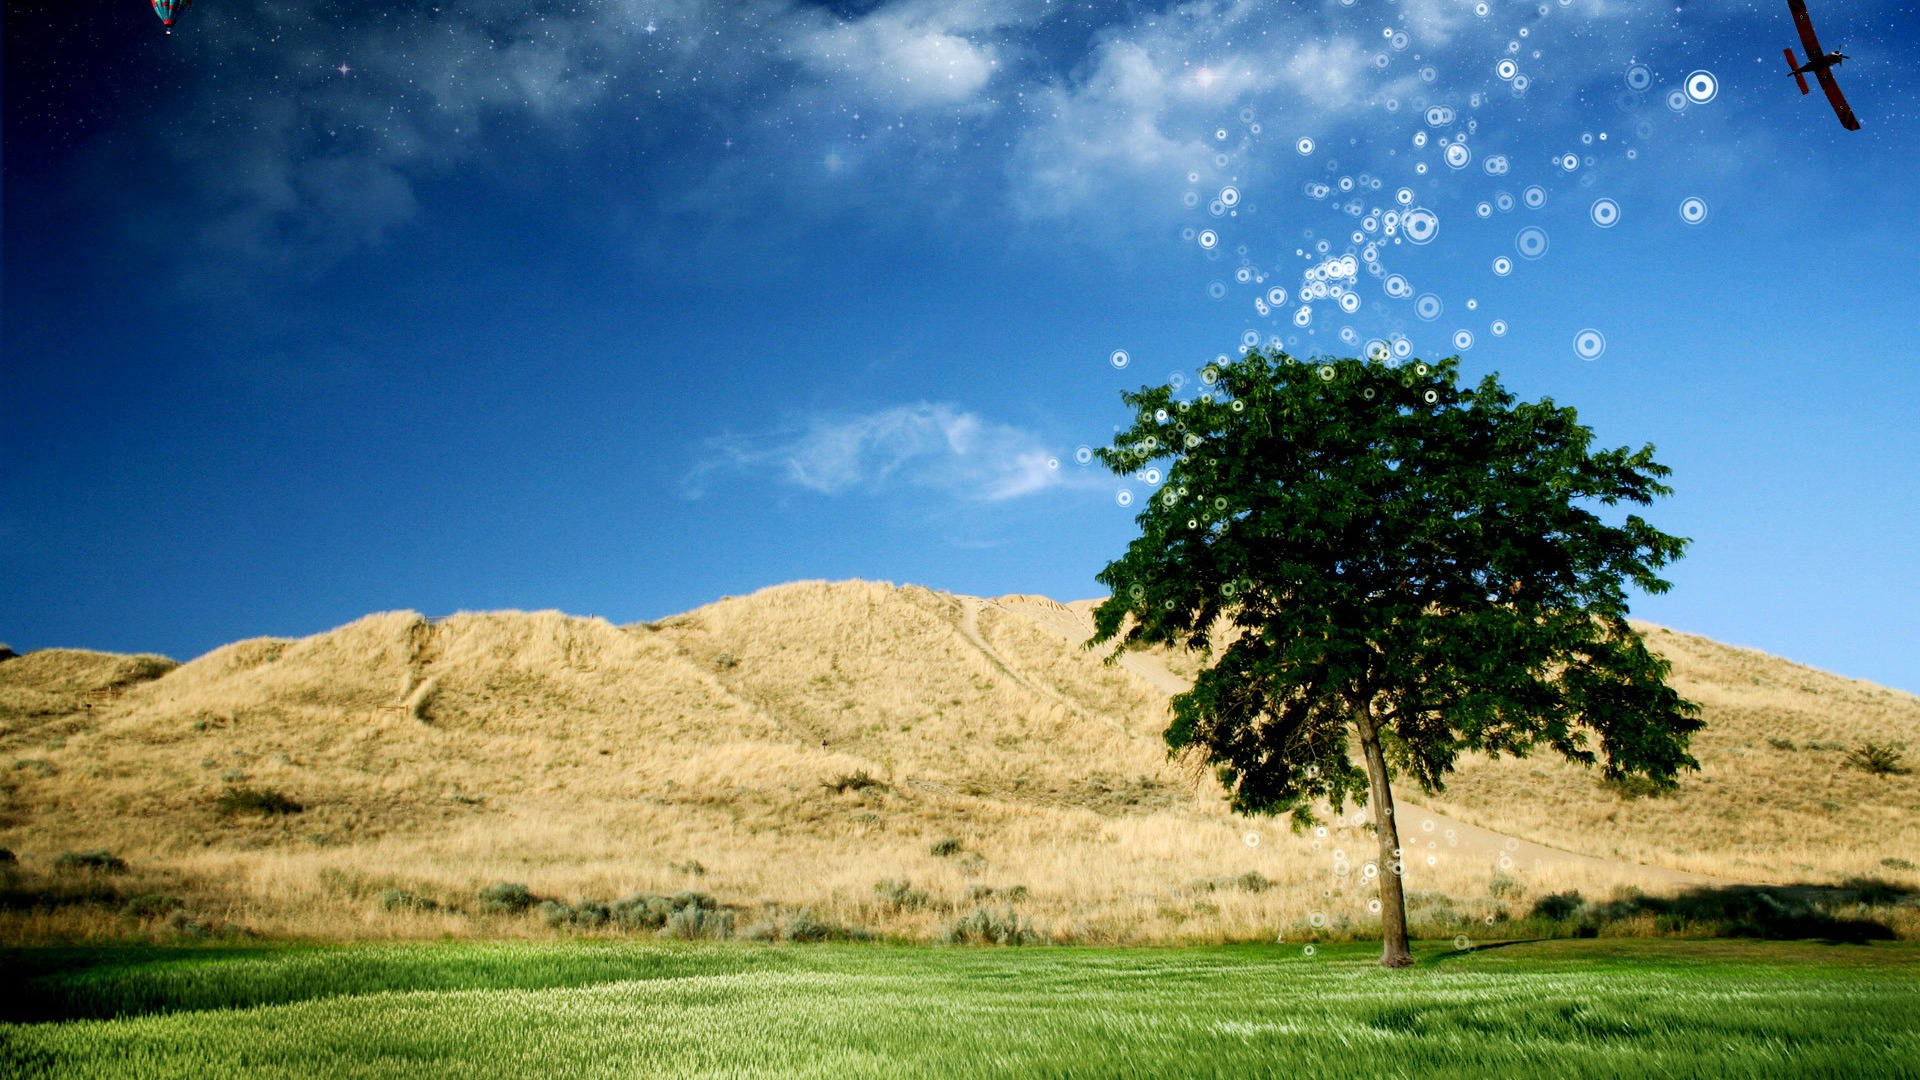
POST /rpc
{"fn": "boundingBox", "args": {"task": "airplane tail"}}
[1784,48,1811,94]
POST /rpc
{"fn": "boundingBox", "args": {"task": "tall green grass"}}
[3,940,1916,1078]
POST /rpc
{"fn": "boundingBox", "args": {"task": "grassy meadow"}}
[1,580,1916,947]
[4,938,1917,1079]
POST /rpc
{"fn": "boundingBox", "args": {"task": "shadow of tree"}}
[1528,877,1915,943]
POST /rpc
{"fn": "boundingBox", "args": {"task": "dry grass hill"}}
[2,580,1915,945]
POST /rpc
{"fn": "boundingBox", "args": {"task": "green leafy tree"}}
[1087,350,1702,967]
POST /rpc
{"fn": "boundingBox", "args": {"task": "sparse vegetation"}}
[874,878,930,910]
[929,837,964,858]
[965,884,1030,902]
[1192,872,1272,894]
[381,888,441,913]
[1767,737,1798,751]
[213,786,304,817]
[667,859,706,876]
[12,758,56,777]
[1602,774,1673,800]
[54,851,128,874]
[823,770,888,795]
[1844,741,1911,776]
[941,905,1041,945]
[120,892,184,919]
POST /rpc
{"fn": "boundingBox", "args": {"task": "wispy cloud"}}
[787,0,1010,110]
[685,402,1106,502]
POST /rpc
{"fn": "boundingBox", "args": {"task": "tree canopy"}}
[1086,349,1702,965]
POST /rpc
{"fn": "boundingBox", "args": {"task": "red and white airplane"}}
[1784,0,1860,130]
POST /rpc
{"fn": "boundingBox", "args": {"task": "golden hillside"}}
[1,580,1914,944]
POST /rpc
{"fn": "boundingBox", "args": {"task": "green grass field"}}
[3,939,1917,1078]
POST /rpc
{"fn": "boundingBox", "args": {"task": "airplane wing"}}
[1789,0,1825,59]
[1814,66,1862,129]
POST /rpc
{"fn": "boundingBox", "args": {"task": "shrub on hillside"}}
[784,908,842,942]
[663,905,733,940]
[55,850,128,874]
[538,890,735,938]
[1844,742,1911,776]
[1767,737,1798,751]
[214,786,303,817]
[477,881,539,914]
[874,878,930,911]
[941,905,1041,945]
[824,771,888,795]
[1531,891,1588,921]
[542,899,612,928]
[929,837,964,858]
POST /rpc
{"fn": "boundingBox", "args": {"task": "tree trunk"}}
[1353,698,1414,968]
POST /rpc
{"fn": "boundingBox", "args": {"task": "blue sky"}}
[4,0,1916,692]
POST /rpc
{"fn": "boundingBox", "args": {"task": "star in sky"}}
[336,62,352,76]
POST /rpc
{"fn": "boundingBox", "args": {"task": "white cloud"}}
[794,10,1002,109]
[687,403,1105,502]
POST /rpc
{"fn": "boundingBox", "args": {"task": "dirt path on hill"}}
[986,593,1732,892]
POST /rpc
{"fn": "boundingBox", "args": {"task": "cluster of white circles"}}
[1152,31,1730,391]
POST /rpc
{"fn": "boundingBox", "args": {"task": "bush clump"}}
[1531,891,1588,921]
[55,850,128,874]
[477,881,539,914]
[542,899,612,928]
[929,837,964,858]
[874,878,930,911]
[941,905,1041,945]
[1767,737,1798,751]
[824,771,889,795]
[667,860,707,877]
[214,786,304,817]
[1844,742,1911,776]
[538,890,735,939]
[966,884,1030,902]
[1488,874,1524,899]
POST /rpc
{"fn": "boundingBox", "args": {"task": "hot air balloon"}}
[152,0,193,32]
